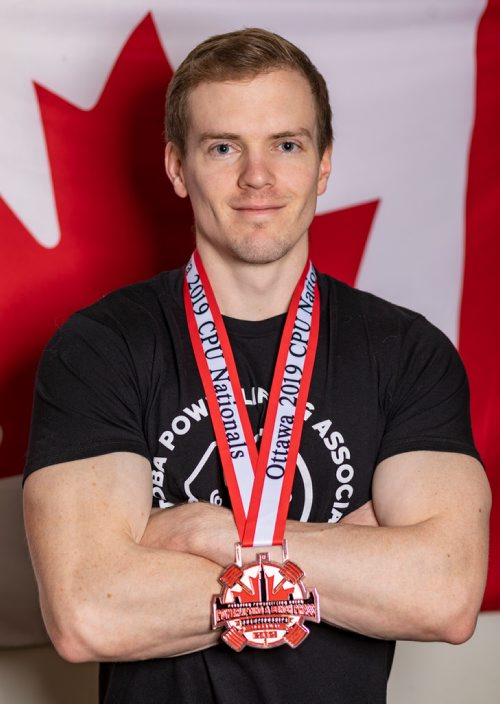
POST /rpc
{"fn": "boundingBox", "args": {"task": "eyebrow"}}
[198,132,240,144]
[198,128,313,143]
[270,128,313,141]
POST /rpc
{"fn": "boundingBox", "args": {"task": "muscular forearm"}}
[283,517,479,643]
[42,539,222,663]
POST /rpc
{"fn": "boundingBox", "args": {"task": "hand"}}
[339,500,379,527]
[140,502,238,566]
[140,499,379,570]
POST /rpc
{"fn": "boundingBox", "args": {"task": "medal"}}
[184,251,320,650]
[212,540,319,651]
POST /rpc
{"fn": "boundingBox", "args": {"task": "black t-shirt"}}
[24,268,481,704]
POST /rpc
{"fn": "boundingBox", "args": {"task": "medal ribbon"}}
[184,251,320,547]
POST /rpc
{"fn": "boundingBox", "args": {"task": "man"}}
[23,28,490,704]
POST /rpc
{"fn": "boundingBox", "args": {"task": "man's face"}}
[165,69,332,265]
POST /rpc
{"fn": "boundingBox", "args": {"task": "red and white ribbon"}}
[184,251,320,547]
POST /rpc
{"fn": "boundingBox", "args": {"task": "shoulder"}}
[71,267,183,331]
[49,268,184,352]
[316,270,435,349]
[38,268,186,392]
[315,271,466,398]
[315,276,479,463]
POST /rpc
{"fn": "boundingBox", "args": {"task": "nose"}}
[237,148,275,190]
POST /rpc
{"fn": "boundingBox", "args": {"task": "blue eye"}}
[281,141,297,152]
[213,143,231,155]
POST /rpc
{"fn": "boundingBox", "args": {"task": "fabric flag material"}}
[0,1,498,647]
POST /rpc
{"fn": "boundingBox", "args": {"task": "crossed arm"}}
[23,449,490,663]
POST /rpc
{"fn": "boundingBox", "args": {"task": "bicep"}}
[24,452,152,591]
[372,450,491,528]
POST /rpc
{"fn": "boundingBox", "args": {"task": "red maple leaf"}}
[233,568,295,604]
[310,200,379,285]
[265,571,296,602]
[0,13,374,478]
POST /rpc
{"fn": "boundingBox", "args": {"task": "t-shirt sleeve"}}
[376,315,482,465]
[24,312,150,482]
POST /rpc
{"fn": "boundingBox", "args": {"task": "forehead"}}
[185,69,317,140]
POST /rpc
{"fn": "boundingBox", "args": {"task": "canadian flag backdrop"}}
[1,0,498,645]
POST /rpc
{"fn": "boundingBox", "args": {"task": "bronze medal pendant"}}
[184,251,320,650]
[212,541,320,651]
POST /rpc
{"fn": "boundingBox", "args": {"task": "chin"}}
[227,234,299,265]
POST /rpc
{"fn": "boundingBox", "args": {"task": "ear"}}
[317,143,333,196]
[164,142,189,198]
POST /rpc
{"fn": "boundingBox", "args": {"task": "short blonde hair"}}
[165,28,333,156]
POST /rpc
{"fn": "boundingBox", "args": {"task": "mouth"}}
[232,205,285,216]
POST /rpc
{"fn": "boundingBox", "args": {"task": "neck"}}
[195,241,309,320]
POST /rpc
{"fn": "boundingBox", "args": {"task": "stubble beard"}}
[225,223,303,266]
